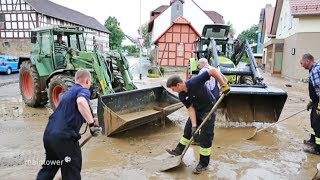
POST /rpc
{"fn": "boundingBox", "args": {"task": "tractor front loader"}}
[187,24,287,123]
[18,25,136,110]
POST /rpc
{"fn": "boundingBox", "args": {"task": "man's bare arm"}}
[77,97,94,124]
[187,105,197,127]
[208,68,228,86]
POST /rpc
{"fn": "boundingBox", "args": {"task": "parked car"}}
[0,55,19,75]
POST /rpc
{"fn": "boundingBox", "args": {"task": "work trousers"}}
[178,112,215,166]
[36,132,82,180]
[310,103,320,152]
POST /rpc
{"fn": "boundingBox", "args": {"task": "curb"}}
[0,80,19,87]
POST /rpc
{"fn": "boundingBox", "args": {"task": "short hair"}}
[302,53,314,61]
[198,58,208,64]
[75,69,91,82]
[166,75,183,87]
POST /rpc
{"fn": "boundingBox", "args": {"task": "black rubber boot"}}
[304,147,320,155]
[193,163,208,174]
[193,155,210,174]
[166,143,185,156]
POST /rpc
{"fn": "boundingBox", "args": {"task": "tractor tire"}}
[48,75,74,110]
[19,61,47,107]
[111,58,125,92]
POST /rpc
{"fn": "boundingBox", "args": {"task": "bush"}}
[160,67,165,75]
[148,68,154,74]
[147,74,160,78]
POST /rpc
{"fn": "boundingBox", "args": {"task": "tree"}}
[237,24,259,52]
[122,45,138,54]
[104,16,125,50]
[137,22,151,49]
[227,21,236,35]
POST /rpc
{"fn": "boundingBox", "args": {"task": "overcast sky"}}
[50,0,276,37]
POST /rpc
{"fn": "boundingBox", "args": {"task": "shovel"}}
[246,108,306,140]
[159,94,225,171]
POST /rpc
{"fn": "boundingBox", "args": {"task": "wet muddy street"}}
[0,70,319,180]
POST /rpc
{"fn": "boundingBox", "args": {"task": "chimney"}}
[171,0,184,22]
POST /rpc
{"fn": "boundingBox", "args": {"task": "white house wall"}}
[276,0,298,38]
[152,4,171,43]
[297,16,320,33]
[183,0,214,35]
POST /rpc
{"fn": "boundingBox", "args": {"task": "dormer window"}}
[177,4,180,11]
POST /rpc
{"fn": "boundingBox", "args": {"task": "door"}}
[273,44,283,74]
[37,31,54,76]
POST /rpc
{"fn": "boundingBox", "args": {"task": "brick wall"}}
[0,39,31,56]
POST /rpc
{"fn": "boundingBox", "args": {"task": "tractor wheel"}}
[48,75,74,110]
[19,61,47,107]
[111,58,125,92]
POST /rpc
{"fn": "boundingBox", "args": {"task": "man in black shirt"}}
[166,68,230,174]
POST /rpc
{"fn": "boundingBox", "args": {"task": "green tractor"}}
[187,24,288,124]
[18,25,136,109]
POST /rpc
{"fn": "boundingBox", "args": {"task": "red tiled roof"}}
[265,6,275,35]
[204,11,225,24]
[173,16,190,24]
[290,0,320,16]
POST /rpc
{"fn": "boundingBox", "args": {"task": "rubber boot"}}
[193,155,209,174]
[166,143,185,156]
[304,135,316,146]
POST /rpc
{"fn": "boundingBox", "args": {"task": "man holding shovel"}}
[36,69,102,180]
[300,53,320,155]
[165,68,230,174]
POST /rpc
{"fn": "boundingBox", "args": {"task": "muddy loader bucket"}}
[217,86,288,123]
[97,86,183,136]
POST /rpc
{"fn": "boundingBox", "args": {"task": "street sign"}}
[138,37,145,47]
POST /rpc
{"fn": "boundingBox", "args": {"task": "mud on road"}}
[0,71,319,180]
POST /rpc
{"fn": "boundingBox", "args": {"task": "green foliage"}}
[122,45,138,54]
[237,24,259,53]
[148,68,154,74]
[227,21,236,35]
[138,22,151,49]
[105,16,125,50]
[160,67,165,75]
[237,24,258,43]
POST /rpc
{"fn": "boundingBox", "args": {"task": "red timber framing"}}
[156,20,199,67]
[0,0,36,39]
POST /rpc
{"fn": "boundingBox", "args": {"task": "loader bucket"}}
[97,86,183,136]
[217,86,288,123]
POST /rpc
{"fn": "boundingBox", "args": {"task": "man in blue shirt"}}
[300,53,320,155]
[36,69,102,180]
[165,68,230,174]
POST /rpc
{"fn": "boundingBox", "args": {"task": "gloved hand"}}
[307,101,313,111]
[191,126,197,136]
[221,84,230,95]
[89,121,102,137]
[317,104,320,116]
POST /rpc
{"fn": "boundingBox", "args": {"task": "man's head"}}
[300,53,315,70]
[198,58,208,69]
[57,34,63,43]
[75,69,92,89]
[166,75,185,93]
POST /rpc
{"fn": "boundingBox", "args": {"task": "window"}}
[2,5,7,11]
[19,31,23,37]
[24,32,29,37]
[0,14,4,29]
[6,32,13,38]
[289,16,293,29]
[7,4,12,11]
[17,14,22,21]
[41,32,51,54]
[24,22,29,29]
[12,22,17,29]
[11,14,16,21]
[23,14,28,21]
[6,22,11,29]
[13,31,18,37]
[18,21,23,29]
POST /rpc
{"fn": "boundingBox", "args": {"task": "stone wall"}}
[0,39,31,56]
